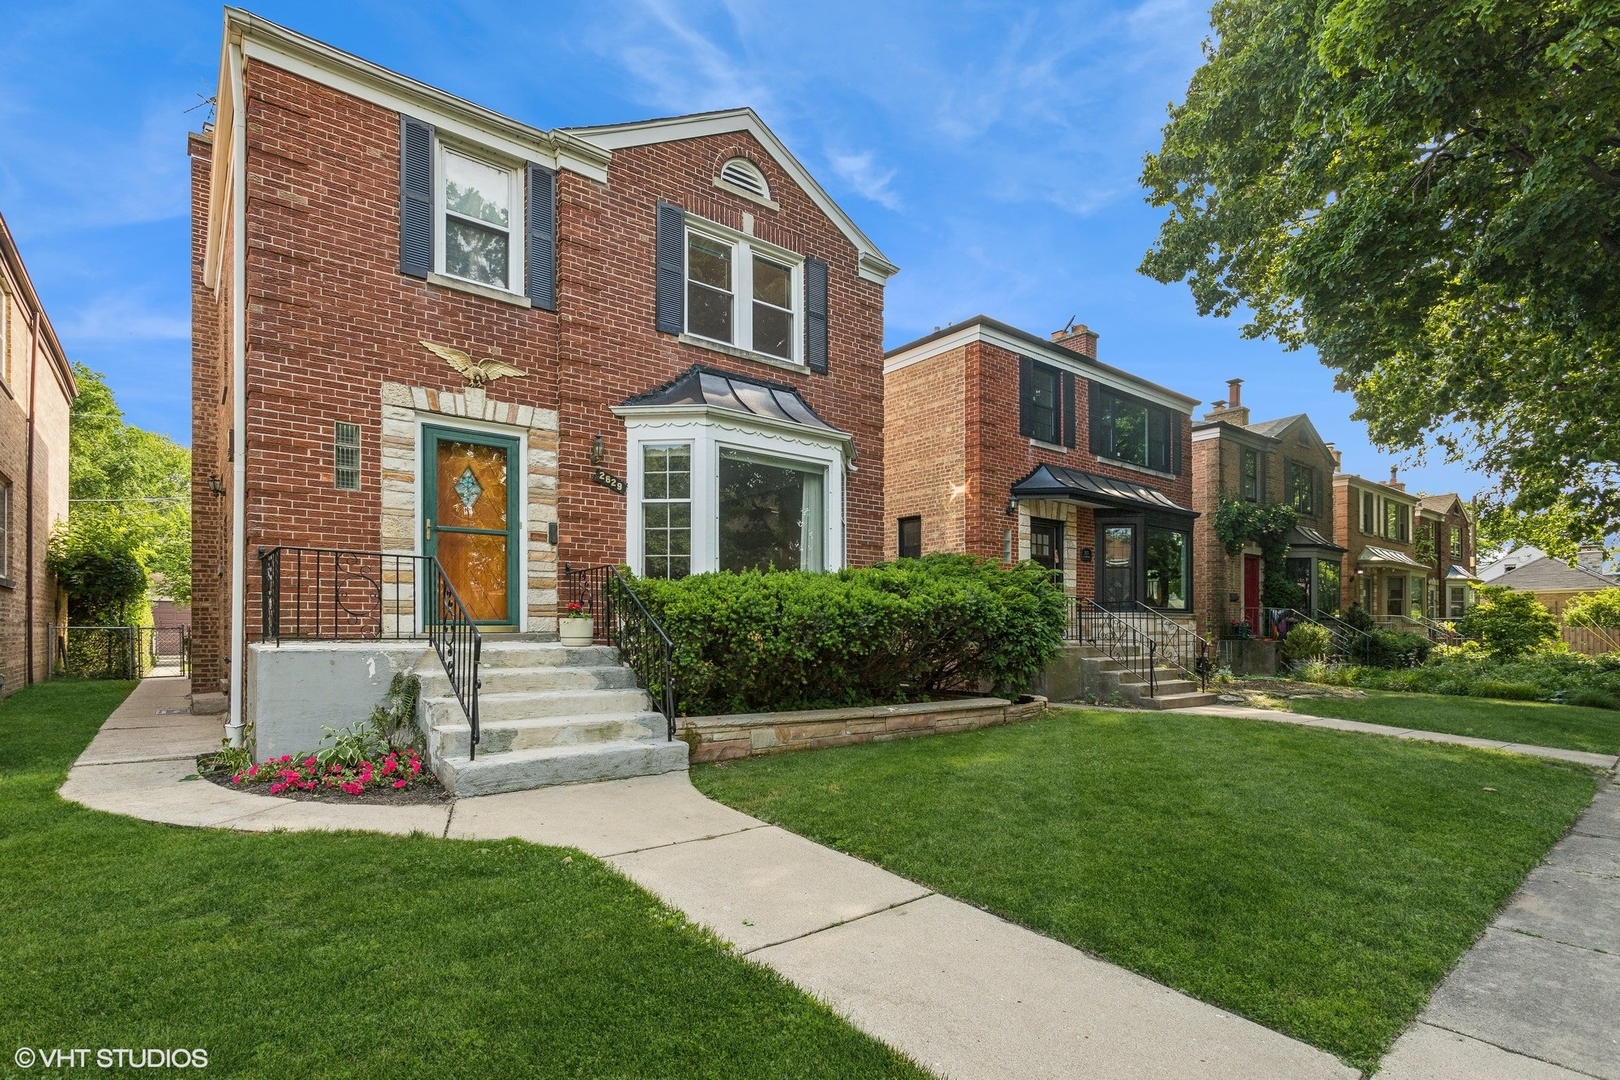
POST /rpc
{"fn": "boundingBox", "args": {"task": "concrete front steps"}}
[418,641,687,796]
[1074,646,1219,710]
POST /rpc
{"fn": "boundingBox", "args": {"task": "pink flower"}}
[329,764,341,773]
[231,775,242,784]
[393,779,407,789]
[304,757,317,768]
[269,783,285,794]
[341,781,363,796]
[381,759,397,776]
[410,759,422,776]
[280,755,292,763]
[247,765,259,778]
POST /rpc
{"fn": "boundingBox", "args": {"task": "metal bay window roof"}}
[1011,463,1195,516]
[618,364,846,437]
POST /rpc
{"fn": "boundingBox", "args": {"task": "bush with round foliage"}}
[45,526,148,625]
[1456,585,1561,661]
[1281,623,1331,664]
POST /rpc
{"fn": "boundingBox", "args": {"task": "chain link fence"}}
[47,625,191,680]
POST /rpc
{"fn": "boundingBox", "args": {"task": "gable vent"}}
[719,157,769,199]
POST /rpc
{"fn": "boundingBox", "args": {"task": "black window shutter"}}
[1061,370,1076,448]
[1088,381,1104,454]
[399,116,434,278]
[804,257,829,373]
[1172,413,1184,474]
[654,201,685,334]
[1018,356,1035,437]
[526,163,556,310]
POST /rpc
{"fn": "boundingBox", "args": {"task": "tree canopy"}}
[1141,0,1620,541]
[60,363,191,608]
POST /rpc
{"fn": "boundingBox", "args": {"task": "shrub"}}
[1280,623,1332,664]
[1350,629,1433,668]
[628,555,1067,716]
[1294,644,1620,708]
[1561,687,1620,710]
[1468,680,1541,702]
[1564,590,1620,629]
[1456,585,1561,660]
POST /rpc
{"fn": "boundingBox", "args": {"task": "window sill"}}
[677,333,806,374]
[1028,437,1068,453]
[425,272,532,309]
[0,576,14,591]
[1098,457,1178,481]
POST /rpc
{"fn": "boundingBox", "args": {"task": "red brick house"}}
[0,210,76,696]
[1415,494,1478,620]
[192,10,896,747]
[883,317,1199,622]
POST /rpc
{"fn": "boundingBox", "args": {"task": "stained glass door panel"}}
[425,429,517,625]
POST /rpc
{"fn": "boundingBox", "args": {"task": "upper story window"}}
[1241,447,1260,503]
[1383,501,1410,542]
[1021,362,1062,444]
[1361,491,1375,534]
[685,222,800,363]
[0,474,10,580]
[0,284,9,387]
[1093,386,1174,472]
[1450,524,1464,559]
[439,146,519,292]
[719,158,770,200]
[1287,460,1317,515]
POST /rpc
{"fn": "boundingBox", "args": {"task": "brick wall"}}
[189,133,225,695]
[881,348,966,559]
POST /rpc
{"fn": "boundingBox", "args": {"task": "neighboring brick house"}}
[1189,379,1343,639]
[193,12,896,736]
[883,317,1200,621]
[1415,493,1478,620]
[1332,467,1431,623]
[0,210,75,696]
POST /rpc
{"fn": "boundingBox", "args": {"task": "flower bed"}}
[199,748,447,805]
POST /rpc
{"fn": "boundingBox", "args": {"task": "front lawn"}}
[0,681,925,1078]
[692,708,1598,1073]
[1290,689,1620,754]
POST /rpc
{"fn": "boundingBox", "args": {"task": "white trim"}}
[683,215,803,367]
[884,322,1193,414]
[564,108,898,282]
[712,176,780,211]
[424,272,531,308]
[226,38,248,748]
[618,408,848,577]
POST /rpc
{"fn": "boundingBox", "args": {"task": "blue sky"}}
[0,0,1477,497]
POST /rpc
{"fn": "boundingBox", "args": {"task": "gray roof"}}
[619,365,844,435]
[1288,524,1345,553]
[1246,414,1307,438]
[1011,463,1196,516]
[1359,545,1430,570]
[1446,563,1481,581]
[1494,558,1618,592]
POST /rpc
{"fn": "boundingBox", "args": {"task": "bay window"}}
[718,449,825,572]
[641,445,693,580]
[1145,528,1189,610]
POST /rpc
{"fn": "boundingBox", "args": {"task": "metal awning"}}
[1359,545,1429,571]
[617,364,846,436]
[1010,463,1196,516]
[1287,524,1346,554]
[1445,563,1481,582]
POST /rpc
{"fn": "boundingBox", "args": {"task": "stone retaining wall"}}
[679,695,1047,763]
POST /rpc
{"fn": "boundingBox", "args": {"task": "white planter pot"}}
[559,618,595,647]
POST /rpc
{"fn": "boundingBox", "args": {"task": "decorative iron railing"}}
[1311,610,1372,657]
[258,546,482,758]
[1070,598,1159,697]
[1127,602,1213,691]
[562,564,676,738]
[1266,607,1350,662]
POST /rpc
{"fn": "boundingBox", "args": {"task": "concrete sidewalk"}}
[61,676,1355,1080]
[1182,703,1620,770]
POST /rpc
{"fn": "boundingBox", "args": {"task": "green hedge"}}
[1348,629,1434,668]
[627,555,1067,716]
[1304,646,1620,708]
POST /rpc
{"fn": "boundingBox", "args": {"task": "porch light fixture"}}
[208,475,227,497]
[1005,496,1018,516]
[590,435,606,464]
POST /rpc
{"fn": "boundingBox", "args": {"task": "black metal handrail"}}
[258,546,482,758]
[1072,598,1159,697]
[562,564,676,738]
[1128,602,1213,691]
[1311,609,1376,660]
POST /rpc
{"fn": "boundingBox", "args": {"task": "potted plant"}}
[559,600,595,646]
[1228,618,1252,640]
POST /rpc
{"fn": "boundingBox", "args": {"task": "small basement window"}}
[898,516,922,560]
[719,157,770,200]
[334,422,361,490]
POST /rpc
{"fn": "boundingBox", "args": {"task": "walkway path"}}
[62,676,1354,1080]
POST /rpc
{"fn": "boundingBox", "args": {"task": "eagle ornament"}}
[421,340,528,387]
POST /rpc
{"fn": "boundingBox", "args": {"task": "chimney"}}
[1577,545,1606,574]
[1204,377,1250,426]
[1226,378,1243,408]
[1326,442,1342,472]
[1050,321,1099,359]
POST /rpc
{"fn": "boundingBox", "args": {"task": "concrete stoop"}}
[1076,647,1220,710]
[418,642,687,796]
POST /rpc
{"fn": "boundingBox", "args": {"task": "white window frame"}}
[0,282,10,388]
[620,411,846,576]
[683,216,803,366]
[0,476,11,580]
[433,138,524,296]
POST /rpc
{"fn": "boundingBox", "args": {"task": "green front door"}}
[423,425,521,629]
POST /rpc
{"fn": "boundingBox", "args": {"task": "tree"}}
[64,363,191,604]
[1456,585,1562,659]
[1564,589,1620,628]
[1141,0,1620,541]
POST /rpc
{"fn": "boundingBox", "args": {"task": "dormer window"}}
[719,157,769,200]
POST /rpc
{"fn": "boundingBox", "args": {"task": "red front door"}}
[1242,554,1262,632]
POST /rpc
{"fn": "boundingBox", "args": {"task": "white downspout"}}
[224,39,248,749]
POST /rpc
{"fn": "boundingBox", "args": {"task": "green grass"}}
[0,680,925,1078]
[692,708,1599,1072]
[1290,690,1620,754]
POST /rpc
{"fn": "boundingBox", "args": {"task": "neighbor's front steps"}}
[418,641,687,796]
[1076,645,1220,710]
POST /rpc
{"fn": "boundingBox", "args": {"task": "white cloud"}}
[56,289,189,345]
[826,149,901,210]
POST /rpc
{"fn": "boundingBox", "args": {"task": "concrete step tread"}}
[1145,692,1222,710]
[432,710,667,735]
[436,737,689,796]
